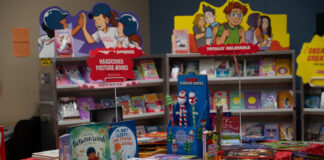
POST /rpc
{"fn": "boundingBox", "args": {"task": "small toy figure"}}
[172,139,178,153]
[177,90,187,127]
[189,91,198,127]
[188,130,195,143]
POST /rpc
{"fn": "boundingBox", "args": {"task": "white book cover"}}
[199,59,215,78]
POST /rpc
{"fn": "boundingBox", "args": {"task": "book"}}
[170,61,184,79]
[56,65,70,86]
[259,58,275,76]
[222,149,275,159]
[76,96,96,120]
[275,58,291,76]
[321,92,324,108]
[244,92,260,109]
[246,123,263,136]
[55,29,73,56]
[139,60,159,80]
[222,116,240,134]
[264,123,279,140]
[0,126,5,160]
[100,98,114,108]
[202,131,219,159]
[292,152,324,160]
[59,134,71,160]
[304,95,320,108]
[136,63,144,80]
[136,125,146,137]
[131,96,146,114]
[184,61,199,75]
[229,61,243,77]
[133,70,142,80]
[212,91,229,111]
[229,92,244,110]
[280,123,294,141]
[146,126,159,133]
[172,29,189,54]
[58,97,80,118]
[64,65,85,84]
[278,90,293,109]
[117,95,134,115]
[215,60,230,77]
[32,149,59,159]
[260,90,278,109]
[69,123,111,159]
[144,93,163,112]
[199,59,215,78]
[246,61,259,76]
[79,64,102,83]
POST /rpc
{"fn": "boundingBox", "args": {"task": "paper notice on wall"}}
[12,28,30,57]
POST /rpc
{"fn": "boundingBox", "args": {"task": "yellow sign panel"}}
[41,58,51,66]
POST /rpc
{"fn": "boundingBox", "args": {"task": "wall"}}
[0,0,150,125]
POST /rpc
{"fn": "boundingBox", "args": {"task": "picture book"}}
[212,91,229,111]
[264,123,279,140]
[76,96,96,120]
[199,59,215,79]
[280,123,294,141]
[202,131,219,160]
[246,61,259,76]
[220,134,241,150]
[0,126,5,160]
[246,123,263,136]
[292,152,324,160]
[170,61,184,79]
[55,29,73,56]
[146,126,159,133]
[157,93,165,107]
[68,123,110,160]
[244,92,260,110]
[58,97,80,118]
[229,92,244,110]
[56,65,70,86]
[222,116,241,134]
[278,90,294,109]
[59,134,71,160]
[222,149,275,159]
[172,29,189,54]
[229,61,243,77]
[275,58,291,76]
[136,63,144,80]
[131,96,146,114]
[80,64,103,83]
[117,95,134,115]
[304,95,320,108]
[64,65,85,84]
[136,125,146,137]
[108,120,138,160]
[215,60,230,77]
[261,90,278,109]
[184,61,199,75]
[133,70,142,80]
[259,58,275,76]
[100,98,114,108]
[144,93,163,112]
[139,60,159,80]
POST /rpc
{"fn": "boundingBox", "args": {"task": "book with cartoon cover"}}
[246,61,259,76]
[59,134,72,160]
[55,29,73,56]
[215,60,230,77]
[275,58,291,76]
[280,123,294,141]
[139,60,159,80]
[278,90,293,109]
[117,95,134,115]
[172,29,189,54]
[143,93,162,112]
[184,61,199,75]
[244,92,260,110]
[76,97,96,120]
[199,59,215,78]
[131,96,146,114]
[259,58,275,76]
[212,91,229,111]
[230,92,244,110]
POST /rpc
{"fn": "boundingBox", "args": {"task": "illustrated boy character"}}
[87,147,100,160]
[82,3,119,48]
[117,14,142,49]
[114,143,123,160]
[216,2,248,45]
[203,5,219,45]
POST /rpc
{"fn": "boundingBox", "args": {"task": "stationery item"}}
[58,97,80,118]
[264,123,279,140]
[259,58,275,76]
[276,58,291,76]
[244,92,260,109]
[144,93,163,112]
[55,29,73,56]
[246,61,259,76]
[189,92,198,128]
[278,90,294,108]
[59,134,71,160]
[229,92,244,110]
[261,90,278,109]
[199,59,215,78]
[172,29,190,54]
[215,60,230,77]
[184,61,199,75]
[131,96,146,114]
[76,96,96,120]
[280,123,294,141]
[212,91,229,111]
[304,95,321,108]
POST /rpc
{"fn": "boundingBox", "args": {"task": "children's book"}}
[136,63,144,80]
[76,96,96,120]
[100,98,114,108]
[68,123,111,160]
[199,59,215,78]
[222,149,275,159]
[58,97,80,118]
[212,91,229,111]
[259,58,275,76]
[184,61,199,75]
[321,92,324,109]
[146,126,159,133]
[55,29,73,56]
[202,131,219,160]
[275,58,291,76]
[144,93,163,112]
[244,92,260,109]
[264,123,279,140]
[222,116,241,134]
[133,70,141,80]
[292,152,324,160]
[229,61,243,77]
[246,123,263,136]
[56,65,70,86]
[261,90,278,109]
[215,60,230,77]
[170,61,184,79]
[59,134,71,160]
[79,64,103,83]
[278,90,293,109]
[139,60,159,80]
[64,65,85,84]
[304,95,320,108]
[280,123,294,141]
[0,126,5,160]
[131,96,146,114]
[246,61,259,76]
[229,92,244,110]
[172,29,189,54]
[117,95,134,115]
[136,125,146,137]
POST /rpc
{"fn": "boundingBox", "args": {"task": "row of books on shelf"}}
[304,92,324,109]
[170,57,291,79]
[305,121,324,142]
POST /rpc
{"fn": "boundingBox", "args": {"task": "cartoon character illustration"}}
[216,2,248,45]
[64,65,85,84]
[189,92,198,127]
[188,130,195,143]
[193,14,206,48]
[203,5,219,45]
[38,7,84,58]
[171,139,178,153]
[56,65,70,85]
[245,13,263,44]
[58,34,72,53]
[117,14,142,49]
[259,15,272,49]
[87,147,100,160]
[113,143,123,160]
[81,3,119,48]
[177,90,187,127]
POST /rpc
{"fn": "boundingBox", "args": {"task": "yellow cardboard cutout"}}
[174,1,290,51]
[296,35,324,86]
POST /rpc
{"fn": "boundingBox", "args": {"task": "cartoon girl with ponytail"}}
[117,14,142,49]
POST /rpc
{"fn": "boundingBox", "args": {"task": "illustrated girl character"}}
[117,14,142,49]
[259,15,272,49]
[193,14,206,48]
[203,5,219,45]
[216,2,248,45]
[87,147,100,160]
[114,143,123,160]
[245,13,263,44]
[38,7,84,58]
[82,3,119,48]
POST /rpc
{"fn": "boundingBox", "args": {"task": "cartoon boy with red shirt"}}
[87,147,99,160]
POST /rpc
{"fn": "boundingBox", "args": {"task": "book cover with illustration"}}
[131,96,146,114]
[278,90,293,109]
[275,59,291,76]
[261,91,278,110]
[143,93,162,112]
[304,95,320,108]
[244,92,260,109]
[264,123,279,140]
[230,92,244,110]
[56,65,70,86]
[55,29,73,56]
[202,131,219,160]
[246,61,259,76]
[136,125,146,137]
[246,123,263,136]
[139,60,159,80]
[0,126,5,160]
[60,134,72,160]
[230,61,243,77]
[212,91,229,111]
[199,59,215,78]
[76,97,96,120]
[170,61,184,79]
[215,60,230,77]
[172,29,189,54]
[184,61,199,75]
[259,58,275,76]
[68,123,110,160]
[117,95,134,115]
[64,65,85,84]
[280,124,294,141]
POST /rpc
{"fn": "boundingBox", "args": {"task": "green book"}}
[230,92,244,110]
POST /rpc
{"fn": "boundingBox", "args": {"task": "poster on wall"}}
[173,1,290,55]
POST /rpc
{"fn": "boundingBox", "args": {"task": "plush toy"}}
[189,91,198,127]
[177,90,187,127]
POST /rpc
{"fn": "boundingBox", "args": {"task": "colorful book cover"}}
[229,61,243,77]
[184,61,199,75]
[278,90,294,109]
[246,61,259,76]
[321,92,324,109]
[304,95,320,108]
[55,29,73,56]
[292,152,324,160]
[117,95,134,115]
[108,120,138,160]
[59,97,80,118]
[139,60,159,80]
[56,65,70,86]
[146,126,159,133]
[261,90,278,109]
[131,96,146,114]
[80,64,103,83]
[203,131,219,159]
[76,96,96,120]
[229,92,244,110]
[68,123,111,160]
[100,98,114,108]
[215,60,230,77]
[0,126,5,160]
[172,29,189,54]
[280,123,294,141]
[212,91,229,111]
[259,58,275,76]
[170,61,184,79]
[199,59,215,78]
[244,92,260,109]
[264,123,279,140]
[246,123,263,136]
[275,58,291,76]
[59,134,72,160]
[136,125,146,137]
[143,93,163,112]
[133,70,141,80]
[222,116,240,134]
[64,65,85,84]
[136,63,143,80]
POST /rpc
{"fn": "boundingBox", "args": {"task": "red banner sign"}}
[198,44,259,56]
